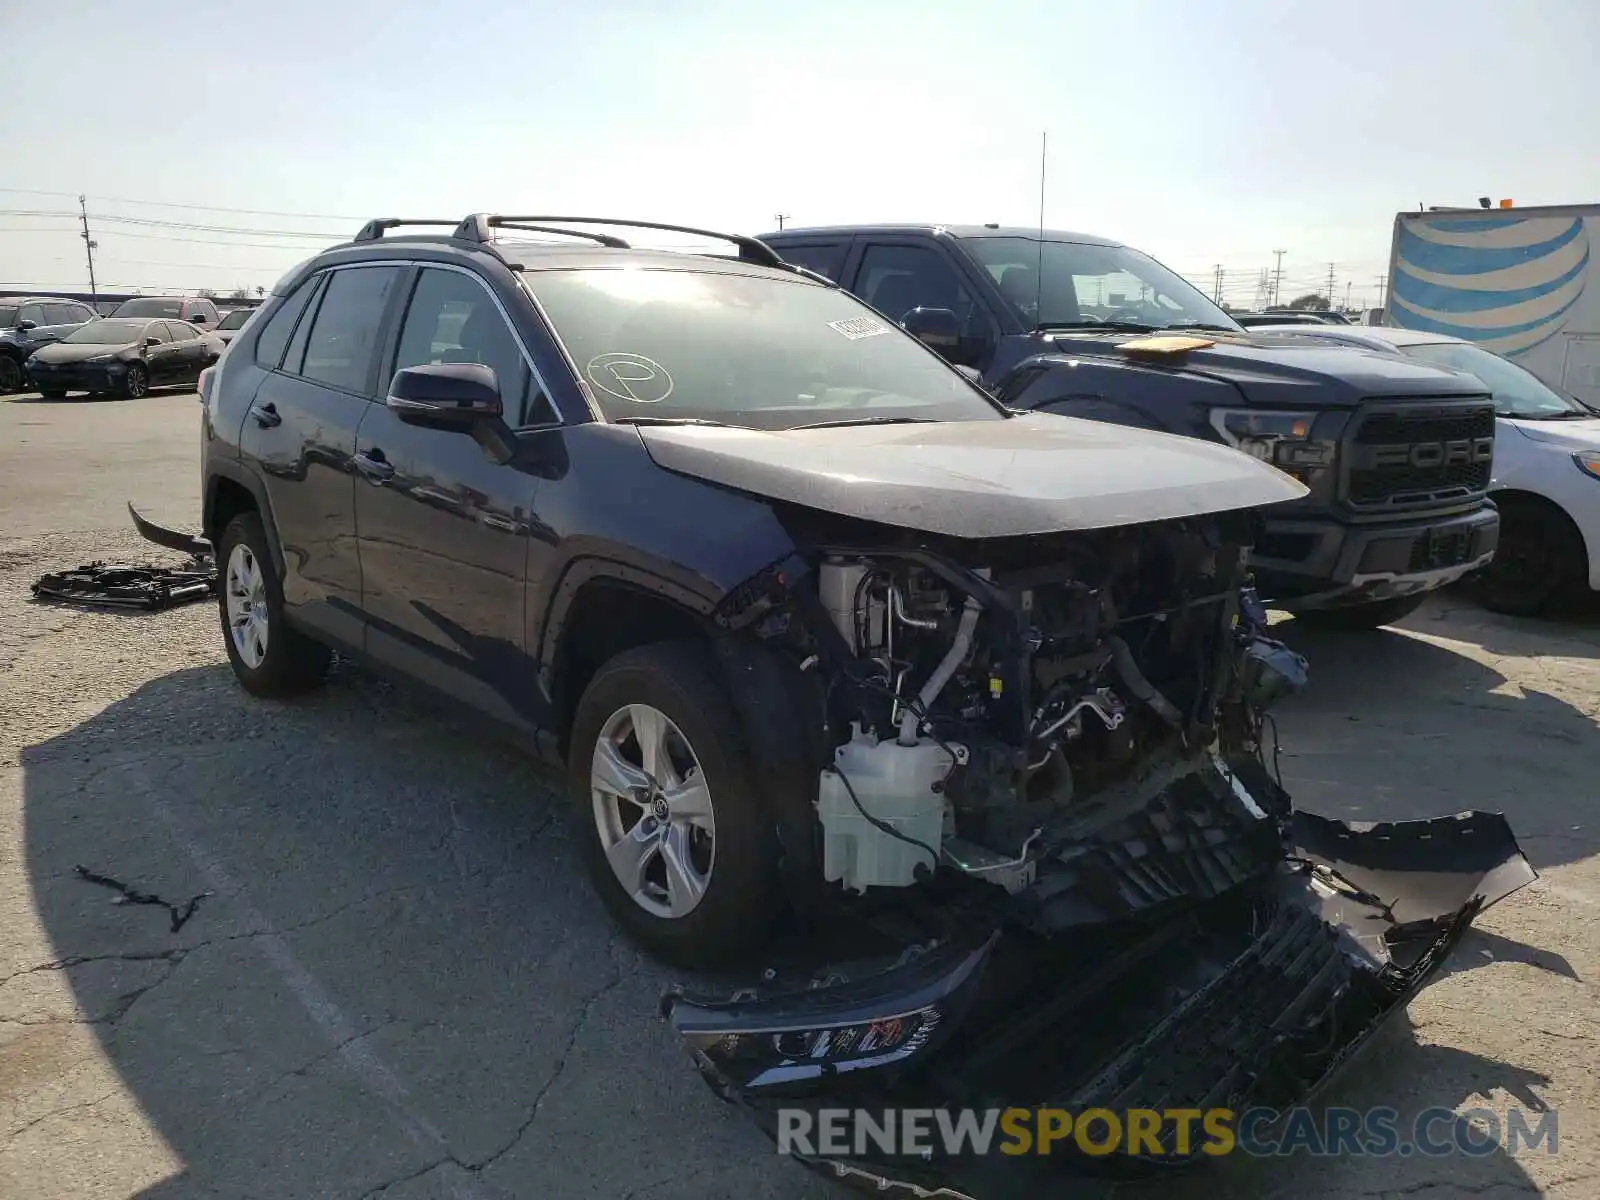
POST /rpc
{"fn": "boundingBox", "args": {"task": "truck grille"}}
[1344,402,1495,509]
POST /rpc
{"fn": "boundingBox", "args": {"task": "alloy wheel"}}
[590,703,716,919]
[126,365,148,398]
[225,543,270,669]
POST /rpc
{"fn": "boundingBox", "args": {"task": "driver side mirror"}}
[386,362,504,428]
[144,336,162,347]
[16,320,37,332]
[901,306,962,357]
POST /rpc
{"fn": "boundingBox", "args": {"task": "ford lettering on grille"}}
[1369,437,1495,470]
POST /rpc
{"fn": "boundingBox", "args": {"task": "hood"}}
[1507,414,1600,449]
[1003,330,1488,409]
[30,341,137,364]
[634,413,1307,538]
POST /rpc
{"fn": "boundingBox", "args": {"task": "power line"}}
[0,186,360,222]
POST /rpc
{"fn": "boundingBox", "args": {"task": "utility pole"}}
[773,213,791,230]
[1213,264,1223,305]
[1272,249,1286,307]
[1326,262,1336,309]
[1344,280,1352,311]
[78,195,99,303]
[1375,273,1388,310]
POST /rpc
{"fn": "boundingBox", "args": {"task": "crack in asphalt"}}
[3,1089,120,1147]
[465,957,640,1175]
[0,950,188,1027]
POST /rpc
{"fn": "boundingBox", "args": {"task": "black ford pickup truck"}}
[762,224,1500,628]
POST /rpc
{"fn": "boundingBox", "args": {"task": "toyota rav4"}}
[194,214,1532,1195]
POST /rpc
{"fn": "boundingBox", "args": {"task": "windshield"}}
[961,237,1241,332]
[113,298,182,318]
[64,319,149,345]
[1398,342,1589,419]
[527,268,1004,430]
[217,309,253,329]
[0,306,16,329]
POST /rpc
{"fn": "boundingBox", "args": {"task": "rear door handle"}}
[249,402,281,428]
[354,448,396,482]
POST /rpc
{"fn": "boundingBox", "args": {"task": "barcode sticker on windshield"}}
[828,316,890,341]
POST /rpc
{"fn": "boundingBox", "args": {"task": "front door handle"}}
[354,448,396,482]
[249,402,281,428]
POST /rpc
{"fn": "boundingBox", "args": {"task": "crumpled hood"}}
[634,413,1308,538]
[1507,415,1600,449]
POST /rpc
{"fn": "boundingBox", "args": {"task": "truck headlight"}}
[1575,451,1600,481]
[1209,409,1332,470]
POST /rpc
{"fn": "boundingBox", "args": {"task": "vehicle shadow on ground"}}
[1276,609,1599,873]
[15,630,1585,1198]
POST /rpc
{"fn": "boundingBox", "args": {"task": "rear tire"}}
[216,512,331,697]
[567,639,780,968]
[1295,593,1427,631]
[1468,494,1588,616]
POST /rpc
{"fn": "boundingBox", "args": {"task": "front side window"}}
[63,319,154,345]
[961,236,1241,333]
[1399,341,1589,419]
[18,303,46,326]
[392,268,555,425]
[527,267,1003,430]
[299,266,402,392]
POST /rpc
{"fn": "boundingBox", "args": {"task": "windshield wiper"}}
[1507,409,1596,421]
[1164,322,1241,333]
[791,416,941,430]
[609,416,733,428]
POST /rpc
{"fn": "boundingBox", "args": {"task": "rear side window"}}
[254,278,320,369]
[771,241,846,281]
[167,321,198,341]
[299,266,402,393]
[43,303,80,325]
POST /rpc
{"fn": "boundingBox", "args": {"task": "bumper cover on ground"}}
[662,757,1534,1198]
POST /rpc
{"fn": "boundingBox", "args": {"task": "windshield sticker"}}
[585,352,674,404]
[827,316,890,341]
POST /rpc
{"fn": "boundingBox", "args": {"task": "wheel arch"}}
[204,463,287,579]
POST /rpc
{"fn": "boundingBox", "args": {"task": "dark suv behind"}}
[761,224,1501,629]
[0,296,99,392]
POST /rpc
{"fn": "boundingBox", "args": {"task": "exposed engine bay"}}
[672,507,1535,1197]
[789,509,1307,907]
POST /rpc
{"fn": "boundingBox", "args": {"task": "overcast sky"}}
[3,0,1595,308]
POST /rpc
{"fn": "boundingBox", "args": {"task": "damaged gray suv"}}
[190,213,1534,1195]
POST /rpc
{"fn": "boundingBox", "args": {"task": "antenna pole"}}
[1034,131,1046,324]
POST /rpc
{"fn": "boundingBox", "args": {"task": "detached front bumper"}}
[1252,504,1499,609]
[663,760,1534,1198]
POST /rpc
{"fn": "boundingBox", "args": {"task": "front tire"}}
[0,356,21,394]
[1468,495,1588,616]
[1295,593,1428,631]
[38,389,67,400]
[121,363,149,399]
[216,512,331,697]
[568,640,779,968]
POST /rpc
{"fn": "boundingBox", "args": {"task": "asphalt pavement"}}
[1,389,1596,1199]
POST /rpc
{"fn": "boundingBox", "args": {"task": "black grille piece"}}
[1346,403,1495,508]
